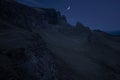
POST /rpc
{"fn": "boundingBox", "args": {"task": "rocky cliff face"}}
[0,0,67,30]
[0,0,120,80]
[0,3,58,79]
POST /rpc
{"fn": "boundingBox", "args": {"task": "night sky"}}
[17,0,120,31]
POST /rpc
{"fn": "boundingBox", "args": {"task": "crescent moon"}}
[67,6,71,10]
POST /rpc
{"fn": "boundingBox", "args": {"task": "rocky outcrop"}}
[0,0,67,30]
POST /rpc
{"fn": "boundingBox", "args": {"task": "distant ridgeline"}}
[107,31,120,36]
